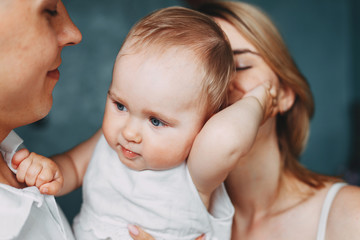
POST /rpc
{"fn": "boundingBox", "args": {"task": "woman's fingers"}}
[128,224,155,240]
[127,224,205,240]
[195,234,206,240]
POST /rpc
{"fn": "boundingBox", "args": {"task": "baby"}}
[12,6,276,240]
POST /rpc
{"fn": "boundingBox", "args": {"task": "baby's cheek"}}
[102,127,117,152]
[146,142,185,170]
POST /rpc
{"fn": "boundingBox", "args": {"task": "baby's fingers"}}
[16,157,34,184]
[39,180,62,195]
[12,148,30,169]
[36,168,63,195]
[268,84,279,118]
[25,163,44,186]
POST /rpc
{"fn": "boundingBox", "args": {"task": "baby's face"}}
[102,48,207,171]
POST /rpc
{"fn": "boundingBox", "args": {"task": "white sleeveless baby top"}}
[73,134,234,240]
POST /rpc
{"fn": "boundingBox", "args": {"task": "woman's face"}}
[215,18,279,105]
[0,0,82,129]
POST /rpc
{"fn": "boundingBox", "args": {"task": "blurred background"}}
[15,0,359,223]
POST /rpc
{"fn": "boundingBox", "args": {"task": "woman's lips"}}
[121,146,139,159]
[47,68,60,80]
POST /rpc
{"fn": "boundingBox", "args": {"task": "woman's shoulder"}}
[326,183,360,239]
[330,183,360,215]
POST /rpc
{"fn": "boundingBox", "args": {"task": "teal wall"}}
[15,0,358,222]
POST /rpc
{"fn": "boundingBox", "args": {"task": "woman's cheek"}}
[228,88,243,104]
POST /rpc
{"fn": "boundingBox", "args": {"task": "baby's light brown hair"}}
[119,6,234,118]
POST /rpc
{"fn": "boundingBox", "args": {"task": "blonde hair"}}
[198,1,338,188]
[120,6,234,117]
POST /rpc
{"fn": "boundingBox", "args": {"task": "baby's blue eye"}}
[150,117,164,127]
[116,102,127,111]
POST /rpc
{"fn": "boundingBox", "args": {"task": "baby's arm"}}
[188,83,276,207]
[12,129,102,195]
[51,129,102,195]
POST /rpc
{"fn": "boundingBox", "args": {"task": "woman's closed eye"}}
[116,102,127,112]
[234,55,255,72]
[236,66,252,71]
[150,117,166,127]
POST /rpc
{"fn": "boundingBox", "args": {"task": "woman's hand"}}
[128,224,154,240]
[128,224,205,240]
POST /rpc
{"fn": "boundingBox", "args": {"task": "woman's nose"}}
[56,1,82,47]
[122,118,142,144]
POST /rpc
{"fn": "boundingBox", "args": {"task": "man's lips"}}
[121,146,139,159]
[47,68,60,80]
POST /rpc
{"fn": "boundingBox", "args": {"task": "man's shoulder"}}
[0,184,36,239]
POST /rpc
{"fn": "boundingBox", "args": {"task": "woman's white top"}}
[73,134,234,240]
[0,131,74,240]
[316,182,347,240]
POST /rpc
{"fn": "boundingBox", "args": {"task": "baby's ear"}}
[278,85,295,114]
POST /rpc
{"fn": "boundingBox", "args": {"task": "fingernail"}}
[41,188,48,194]
[127,224,139,236]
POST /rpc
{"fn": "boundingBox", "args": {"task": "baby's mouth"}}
[121,146,139,159]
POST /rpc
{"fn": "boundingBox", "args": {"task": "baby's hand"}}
[243,82,278,122]
[12,149,63,195]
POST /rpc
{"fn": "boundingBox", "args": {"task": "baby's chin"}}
[118,154,148,171]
